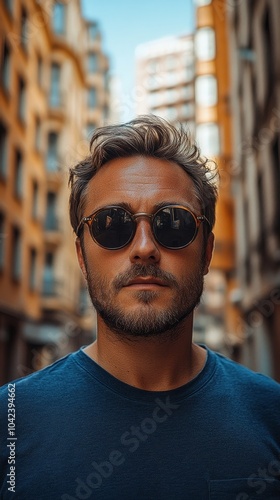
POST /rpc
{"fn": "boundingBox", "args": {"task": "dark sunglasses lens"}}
[91,208,134,249]
[153,207,197,248]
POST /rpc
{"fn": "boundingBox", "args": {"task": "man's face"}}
[76,156,214,339]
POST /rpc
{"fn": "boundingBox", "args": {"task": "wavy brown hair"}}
[69,115,218,241]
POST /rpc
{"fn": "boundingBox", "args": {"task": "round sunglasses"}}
[77,205,209,250]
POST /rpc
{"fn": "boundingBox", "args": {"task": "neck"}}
[83,316,207,391]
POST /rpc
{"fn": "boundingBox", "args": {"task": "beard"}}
[82,254,205,340]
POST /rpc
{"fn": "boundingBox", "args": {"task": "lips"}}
[125,277,167,287]
[113,265,178,291]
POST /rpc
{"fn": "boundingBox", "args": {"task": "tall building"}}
[85,20,110,137]
[227,0,280,380]
[0,0,110,384]
[193,0,237,353]
[135,34,195,131]
[135,23,236,353]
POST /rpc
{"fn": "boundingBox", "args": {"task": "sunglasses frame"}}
[77,204,209,250]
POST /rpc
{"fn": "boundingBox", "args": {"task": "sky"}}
[81,0,195,120]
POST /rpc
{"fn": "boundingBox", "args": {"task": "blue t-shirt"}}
[0,346,280,499]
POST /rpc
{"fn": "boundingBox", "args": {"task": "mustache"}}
[113,264,179,290]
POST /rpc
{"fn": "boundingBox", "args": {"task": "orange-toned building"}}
[134,12,237,352]
[0,0,110,384]
[193,0,238,352]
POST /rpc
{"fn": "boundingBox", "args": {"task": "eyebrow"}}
[89,200,201,215]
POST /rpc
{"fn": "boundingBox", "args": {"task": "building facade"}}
[135,20,237,353]
[135,34,195,131]
[193,0,237,353]
[0,0,110,384]
[227,0,280,380]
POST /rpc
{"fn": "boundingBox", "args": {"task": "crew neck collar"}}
[72,345,217,404]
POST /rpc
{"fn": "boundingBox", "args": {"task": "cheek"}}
[83,235,204,284]
[84,245,128,281]
[162,244,204,273]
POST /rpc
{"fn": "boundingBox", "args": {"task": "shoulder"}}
[0,351,78,404]
[211,350,280,409]
[214,350,279,386]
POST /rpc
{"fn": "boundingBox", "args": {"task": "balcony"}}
[44,215,62,246]
[48,92,65,120]
[41,277,66,315]
[45,152,64,184]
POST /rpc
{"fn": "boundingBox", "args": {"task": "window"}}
[103,105,109,121]
[181,85,193,100]
[14,150,23,198]
[147,59,159,75]
[196,123,220,156]
[18,77,26,122]
[180,103,194,119]
[165,72,178,87]
[11,226,21,281]
[37,55,43,87]
[146,73,163,91]
[0,212,5,270]
[195,75,218,106]
[185,64,194,82]
[32,181,39,219]
[46,132,59,171]
[52,2,66,35]
[29,248,37,290]
[88,87,97,108]
[21,7,28,50]
[148,91,159,107]
[166,55,177,71]
[1,42,11,92]
[3,0,13,15]
[88,53,98,73]
[49,63,61,107]
[164,106,178,121]
[86,123,96,138]
[34,117,41,151]
[104,71,110,91]
[195,28,216,61]
[0,122,8,179]
[88,22,98,40]
[45,192,58,230]
[166,88,178,104]
[43,252,55,295]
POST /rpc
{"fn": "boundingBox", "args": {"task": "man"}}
[0,116,280,499]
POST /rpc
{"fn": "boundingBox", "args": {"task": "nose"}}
[129,218,161,264]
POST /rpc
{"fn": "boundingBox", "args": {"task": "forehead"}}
[83,155,200,213]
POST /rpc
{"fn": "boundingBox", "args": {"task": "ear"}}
[203,232,215,276]
[75,238,87,280]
